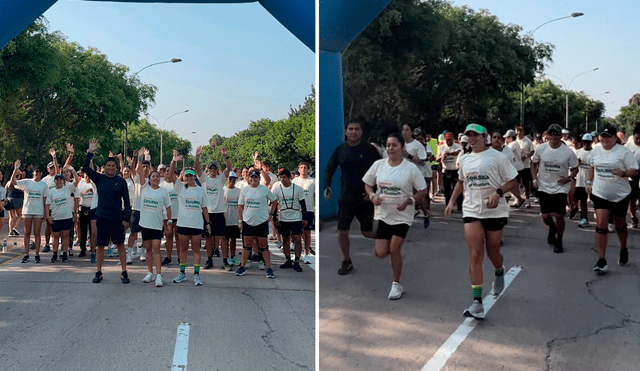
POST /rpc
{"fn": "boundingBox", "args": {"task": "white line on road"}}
[421,265,523,371]
[171,322,190,371]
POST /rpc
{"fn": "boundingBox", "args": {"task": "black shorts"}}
[0,209,4,218]
[96,217,125,246]
[130,210,142,233]
[225,225,241,240]
[337,201,374,232]
[591,194,630,218]
[207,213,226,237]
[7,197,23,210]
[538,191,568,215]
[177,226,203,236]
[629,177,640,203]
[519,168,532,184]
[277,221,303,236]
[141,227,163,241]
[376,220,410,240]
[242,221,269,238]
[90,208,97,221]
[463,217,508,232]
[302,211,315,230]
[51,218,73,233]
[574,187,588,203]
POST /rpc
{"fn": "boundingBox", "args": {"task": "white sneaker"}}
[155,274,163,287]
[173,272,187,283]
[259,261,266,270]
[142,272,154,283]
[139,248,146,261]
[388,282,403,300]
[126,248,132,264]
[304,255,311,264]
[194,274,203,286]
[463,300,485,319]
[608,223,616,233]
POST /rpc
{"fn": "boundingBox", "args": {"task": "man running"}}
[292,162,315,263]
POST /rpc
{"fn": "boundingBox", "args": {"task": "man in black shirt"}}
[324,122,381,275]
[83,140,132,284]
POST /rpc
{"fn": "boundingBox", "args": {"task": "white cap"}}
[228,171,238,178]
[503,129,516,138]
[561,129,570,134]
[460,135,468,143]
[582,133,593,141]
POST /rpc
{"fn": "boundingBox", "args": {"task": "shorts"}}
[225,225,241,240]
[7,197,23,210]
[207,213,226,237]
[90,208,97,221]
[538,191,568,215]
[277,221,303,236]
[177,226,203,236]
[51,218,73,233]
[574,187,588,204]
[302,211,315,230]
[376,220,410,240]
[337,201,374,232]
[141,227,163,241]
[0,210,4,218]
[463,217,508,232]
[130,210,142,233]
[629,177,640,203]
[519,168,532,184]
[242,221,269,238]
[591,193,630,218]
[96,217,125,246]
[23,214,44,219]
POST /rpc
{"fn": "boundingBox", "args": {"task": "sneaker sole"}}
[388,293,403,300]
[463,310,485,320]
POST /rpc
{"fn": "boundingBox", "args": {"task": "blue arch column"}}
[319,0,394,218]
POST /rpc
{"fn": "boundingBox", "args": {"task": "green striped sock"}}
[194,264,200,274]
[179,263,186,273]
[471,285,482,301]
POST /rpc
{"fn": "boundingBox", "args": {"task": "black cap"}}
[248,169,261,178]
[278,169,291,178]
[54,174,64,180]
[207,161,218,170]
[547,124,563,136]
[599,125,618,137]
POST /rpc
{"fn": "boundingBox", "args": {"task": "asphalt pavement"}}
[319,194,640,371]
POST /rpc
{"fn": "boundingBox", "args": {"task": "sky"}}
[42,0,315,155]
[455,0,639,122]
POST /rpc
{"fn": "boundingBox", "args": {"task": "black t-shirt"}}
[325,141,381,204]
[82,153,131,222]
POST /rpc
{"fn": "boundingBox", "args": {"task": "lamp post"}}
[124,58,182,157]
[585,92,609,132]
[150,110,190,165]
[521,12,584,127]
[566,68,599,128]
[180,132,197,168]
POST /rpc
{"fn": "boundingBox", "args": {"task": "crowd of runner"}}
[325,121,640,319]
[0,140,315,286]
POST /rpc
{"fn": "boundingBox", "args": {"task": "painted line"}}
[421,266,522,371]
[171,322,190,371]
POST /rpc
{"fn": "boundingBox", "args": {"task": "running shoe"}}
[423,216,430,229]
[173,272,187,283]
[266,268,274,279]
[90,253,96,264]
[608,223,616,233]
[337,260,353,275]
[510,199,526,209]
[388,282,403,300]
[547,225,556,246]
[61,252,67,262]
[245,260,251,269]
[280,259,293,269]
[155,274,163,287]
[492,271,505,296]
[230,256,241,266]
[204,258,214,269]
[139,248,146,262]
[304,255,311,264]
[125,248,132,264]
[34,255,40,263]
[143,272,154,283]
[290,243,295,252]
[41,244,50,253]
[120,271,130,284]
[21,255,28,263]
[463,300,485,319]
[275,240,283,249]
[235,266,246,276]
[619,249,629,266]
[161,257,172,266]
[223,259,233,271]
[569,207,579,220]
[12,228,21,236]
[213,249,221,257]
[194,274,203,286]
[293,261,303,272]
[593,258,608,274]
[578,218,589,228]
[92,271,103,283]
[78,249,86,257]
[50,254,58,263]
[68,248,73,257]
[259,261,266,270]
[309,247,315,256]
[553,239,563,254]
[108,246,113,257]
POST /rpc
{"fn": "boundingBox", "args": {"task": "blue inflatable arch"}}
[319,0,393,218]
[0,0,314,52]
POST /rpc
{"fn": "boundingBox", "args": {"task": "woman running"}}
[44,174,76,262]
[362,132,428,300]
[445,124,519,319]
[6,170,24,237]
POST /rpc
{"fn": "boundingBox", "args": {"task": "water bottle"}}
[13,241,17,250]
[2,238,6,253]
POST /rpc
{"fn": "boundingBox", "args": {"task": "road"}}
[319,195,640,371]
[0,229,315,371]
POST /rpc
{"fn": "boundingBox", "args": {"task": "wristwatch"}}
[496,188,504,197]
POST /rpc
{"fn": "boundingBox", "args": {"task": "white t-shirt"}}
[45,182,75,220]
[575,148,592,188]
[199,172,227,214]
[271,182,305,222]
[173,181,207,229]
[42,174,57,191]
[516,136,535,168]
[362,158,427,226]
[224,187,241,226]
[126,177,138,211]
[507,141,524,171]
[15,179,48,216]
[238,184,276,226]
[292,177,315,211]
[624,140,640,180]
[90,186,98,210]
[237,180,249,189]
[457,148,518,219]
[405,139,430,178]
[160,179,179,220]
[590,144,639,202]
[0,186,5,201]
[532,142,578,194]
[260,173,278,189]
[139,184,171,231]
[75,180,95,208]
[439,142,462,171]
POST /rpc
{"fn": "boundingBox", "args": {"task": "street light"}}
[585,92,609,132]
[179,131,197,168]
[566,67,599,128]
[154,110,190,165]
[531,12,584,34]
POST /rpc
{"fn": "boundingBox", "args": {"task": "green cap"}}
[464,123,487,135]
[184,169,196,176]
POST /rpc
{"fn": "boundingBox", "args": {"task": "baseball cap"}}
[599,125,618,137]
[438,134,445,142]
[54,174,64,180]
[503,129,516,138]
[412,128,424,137]
[460,135,468,143]
[228,171,238,178]
[561,129,570,134]
[278,169,291,177]
[157,164,167,170]
[207,161,218,170]
[184,169,196,176]
[47,161,55,169]
[590,131,598,137]
[248,169,261,178]
[464,123,487,135]
[444,132,455,140]
[581,133,593,141]
[547,124,563,136]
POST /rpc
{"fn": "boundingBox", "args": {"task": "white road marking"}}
[171,322,190,371]
[422,266,523,371]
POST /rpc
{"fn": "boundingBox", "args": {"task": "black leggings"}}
[79,209,92,251]
[443,170,463,210]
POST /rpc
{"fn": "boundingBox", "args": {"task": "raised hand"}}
[88,139,99,153]
[172,150,183,163]
[195,145,203,157]
[49,148,56,157]
[14,159,21,170]
[219,147,228,157]
[109,151,115,158]
[116,153,123,160]
[142,147,150,157]
[253,151,259,161]
[66,143,74,154]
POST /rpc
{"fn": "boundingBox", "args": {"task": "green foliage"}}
[615,98,640,136]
